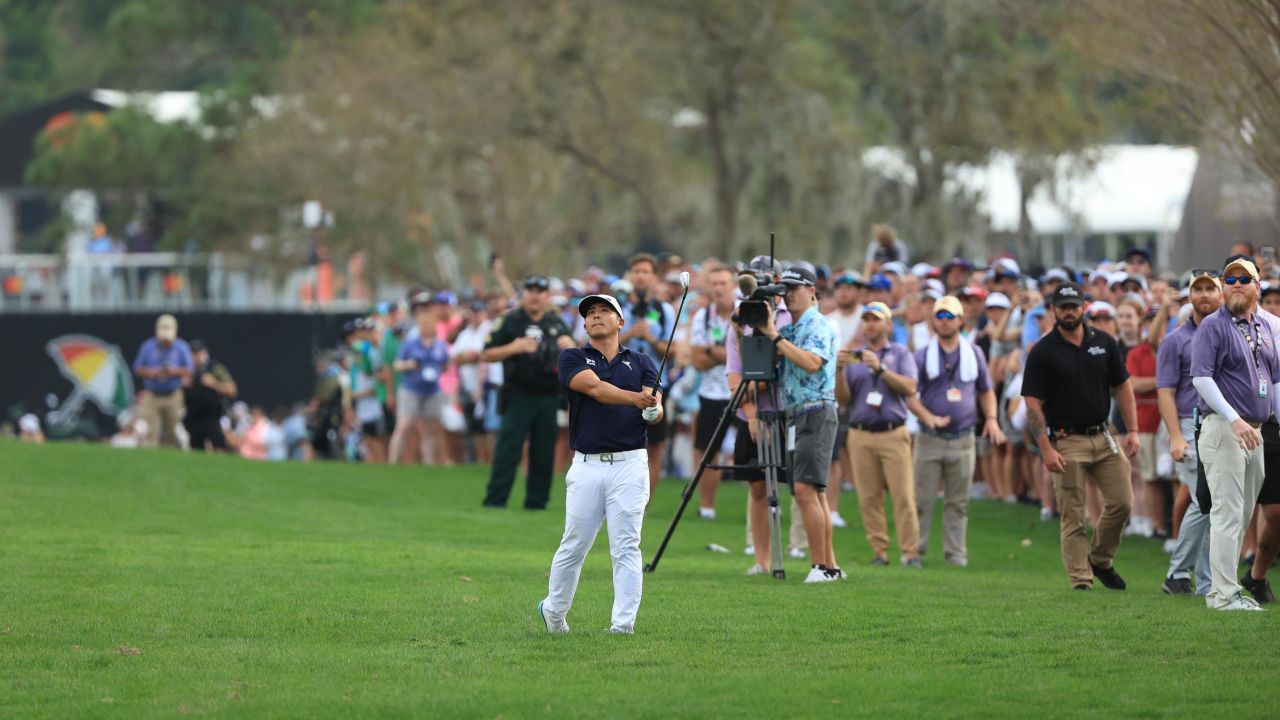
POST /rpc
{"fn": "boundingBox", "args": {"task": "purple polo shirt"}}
[1191,306,1280,424]
[913,342,992,432]
[844,341,917,425]
[725,300,791,421]
[1155,319,1199,418]
[133,338,194,394]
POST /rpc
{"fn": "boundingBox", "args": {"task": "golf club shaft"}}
[651,287,689,396]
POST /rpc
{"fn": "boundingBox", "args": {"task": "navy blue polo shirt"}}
[558,344,658,454]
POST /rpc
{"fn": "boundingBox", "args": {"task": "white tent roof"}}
[862,145,1199,236]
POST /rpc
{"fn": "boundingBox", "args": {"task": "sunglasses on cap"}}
[934,311,958,321]
[524,277,550,291]
[1188,268,1220,279]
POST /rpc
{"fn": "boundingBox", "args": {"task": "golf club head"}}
[679,271,691,290]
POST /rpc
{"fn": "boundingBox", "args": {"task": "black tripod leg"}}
[645,382,748,573]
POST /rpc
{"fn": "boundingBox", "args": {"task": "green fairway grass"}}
[2,439,1278,718]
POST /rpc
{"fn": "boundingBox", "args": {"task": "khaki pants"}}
[849,426,919,561]
[1051,433,1133,587]
[914,432,975,565]
[140,390,184,449]
[1198,414,1265,608]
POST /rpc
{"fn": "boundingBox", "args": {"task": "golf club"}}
[651,271,691,395]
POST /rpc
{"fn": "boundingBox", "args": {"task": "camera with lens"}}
[733,274,788,328]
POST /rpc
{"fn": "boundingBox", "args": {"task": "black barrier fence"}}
[2,312,357,440]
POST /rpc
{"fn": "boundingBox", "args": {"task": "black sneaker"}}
[1241,573,1277,603]
[1073,583,1092,591]
[1161,577,1193,595]
[1089,560,1127,590]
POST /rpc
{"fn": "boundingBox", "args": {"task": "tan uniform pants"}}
[1197,414,1266,609]
[1050,433,1133,587]
[140,390,184,449]
[914,432,976,565]
[849,426,919,561]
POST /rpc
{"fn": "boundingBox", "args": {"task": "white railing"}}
[0,252,374,312]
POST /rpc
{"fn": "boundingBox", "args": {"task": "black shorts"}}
[383,403,397,435]
[647,410,671,445]
[732,417,764,482]
[694,397,731,451]
[361,418,387,439]
[460,395,487,435]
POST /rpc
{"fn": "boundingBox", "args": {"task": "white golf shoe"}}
[1218,594,1266,612]
[537,599,570,633]
[789,548,807,559]
[830,511,848,529]
[745,563,769,576]
[803,566,836,584]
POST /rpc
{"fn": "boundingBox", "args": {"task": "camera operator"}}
[619,253,677,496]
[182,339,237,452]
[756,267,844,583]
[836,301,922,568]
[482,275,575,510]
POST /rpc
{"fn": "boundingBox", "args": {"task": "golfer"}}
[538,294,662,635]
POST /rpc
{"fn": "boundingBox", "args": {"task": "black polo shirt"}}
[558,344,658,454]
[1022,325,1129,432]
[484,307,572,395]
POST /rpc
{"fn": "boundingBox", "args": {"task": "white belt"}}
[574,449,646,464]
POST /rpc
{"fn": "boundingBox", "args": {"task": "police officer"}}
[538,293,661,635]
[1191,256,1280,611]
[482,275,575,509]
[182,339,238,452]
[1156,270,1220,596]
[1022,282,1138,591]
[907,296,1005,567]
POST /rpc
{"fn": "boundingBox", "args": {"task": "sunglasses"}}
[1223,276,1255,285]
[1189,268,1220,278]
[934,311,958,320]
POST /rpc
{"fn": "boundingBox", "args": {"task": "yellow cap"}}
[934,296,964,317]
[1223,258,1260,281]
[861,301,892,322]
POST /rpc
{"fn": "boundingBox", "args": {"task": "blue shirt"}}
[397,335,450,397]
[778,306,837,412]
[559,345,658,454]
[620,297,676,367]
[1022,306,1045,349]
[133,338,194,394]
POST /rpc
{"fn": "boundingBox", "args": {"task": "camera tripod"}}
[645,374,790,579]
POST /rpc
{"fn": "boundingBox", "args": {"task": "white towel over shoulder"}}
[924,337,978,384]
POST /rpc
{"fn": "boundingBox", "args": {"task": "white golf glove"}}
[642,406,661,423]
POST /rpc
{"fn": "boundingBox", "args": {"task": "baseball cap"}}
[910,262,937,278]
[1119,273,1149,290]
[861,301,892,321]
[1052,282,1087,307]
[1186,268,1222,289]
[779,267,816,287]
[1125,247,1152,264]
[942,257,973,272]
[1041,268,1072,284]
[993,258,1022,277]
[1223,256,1261,281]
[986,292,1012,310]
[409,291,436,309]
[1086,301,1117,319]
[1262,282,1280,298]
[957,286,989,301]
[523,275,550,291]
[578,294,624,318]
[934,296,964,317]
[833,272,864,288]
[155,314,177,342]
[189,338,208,353]
[867,274,893,291]
[747,255,783,276]
[880,261,907,277]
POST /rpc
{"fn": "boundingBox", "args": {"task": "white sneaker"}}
[1218,594,1266,612]
[830,511,848,529]
[804,566,836,583]
[745,563,769,576]
[698,507,716,520]
[744,545,755,556]
[1039,507,1054,522]
[606,626,635,634]
[969,482,988,500]
[841,481,855,492]
[537,599,570,633]
[789,548,807,559]
[1162,538,1178,554]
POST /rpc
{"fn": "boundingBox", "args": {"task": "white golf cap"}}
[880,261,907,277]
[911,262,936,277]
[986,292,1012,309]
[578,294,624,317]
[994,258,1021,276]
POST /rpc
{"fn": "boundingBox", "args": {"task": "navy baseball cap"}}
[779,267,816,287]
[867,274,893,291]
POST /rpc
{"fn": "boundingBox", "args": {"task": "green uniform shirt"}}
[381,328,402,402]
[484,307,571,395]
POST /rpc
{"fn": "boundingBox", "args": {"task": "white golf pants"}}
[544,450,649,631]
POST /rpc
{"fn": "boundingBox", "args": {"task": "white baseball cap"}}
[986,292,1012,310]
[578,294,624,318]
